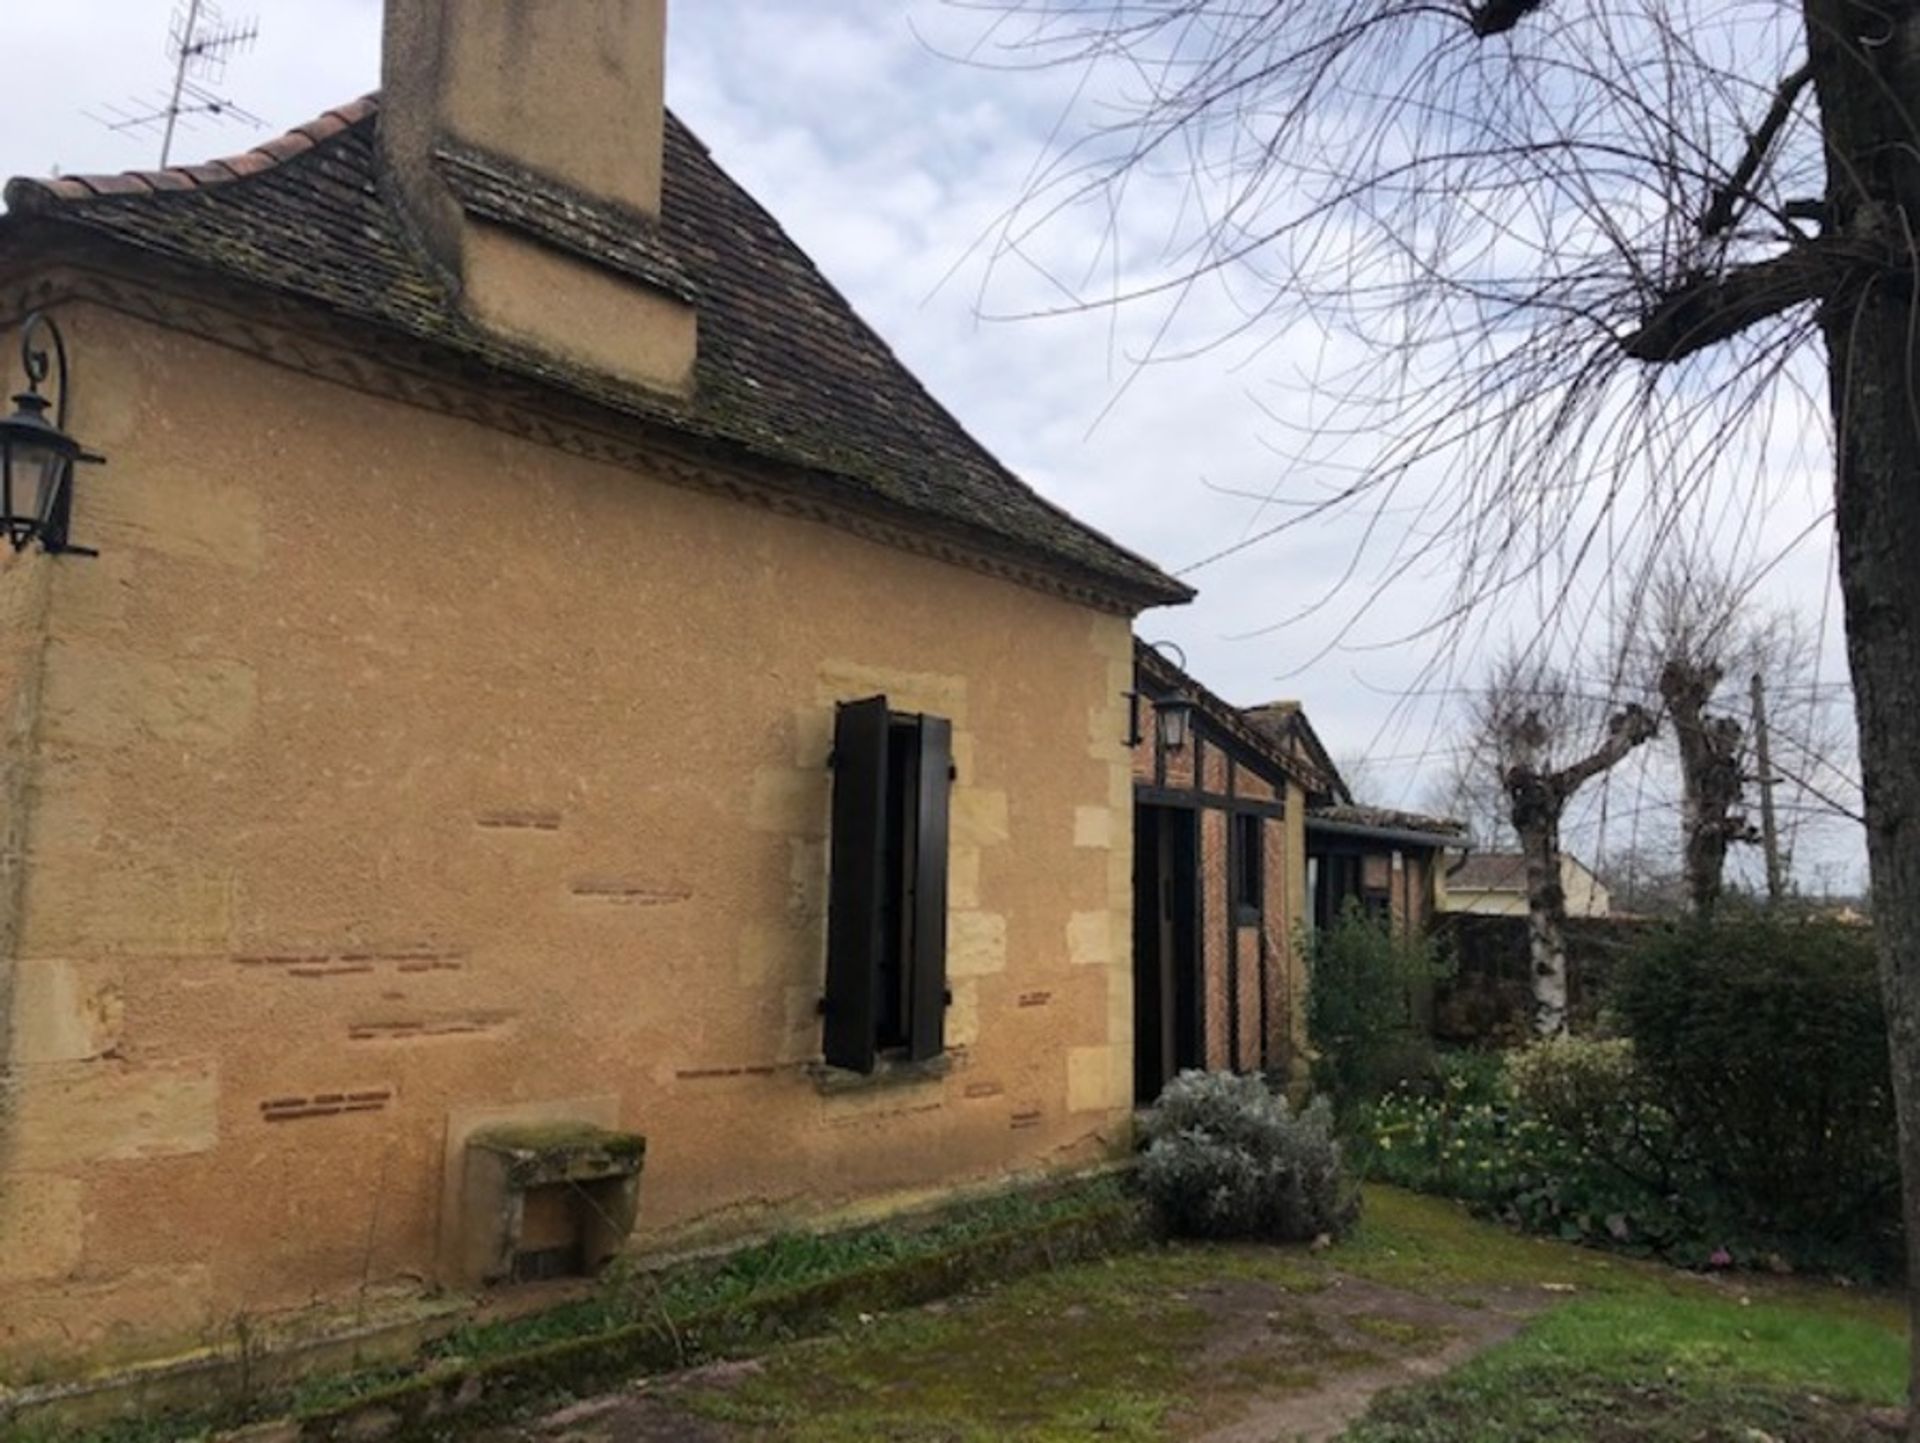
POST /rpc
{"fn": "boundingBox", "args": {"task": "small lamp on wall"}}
[1,311,102,556]
[1123,638,1197,751]
[1154,692,1195,752]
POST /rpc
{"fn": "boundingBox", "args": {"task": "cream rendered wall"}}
[1561,859,1611,919]
[0,302,1139,1375]
[1447,859,1609,919]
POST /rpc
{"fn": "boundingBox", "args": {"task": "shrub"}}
[1506,1037,1677,1187]
[1614,912,1900,1272]
[1430,1047,1509,1108]
[1352,909,1901,1277]
[1138,1070,1360,1242]
[1362,1045,1696,1257]
[1305,903,1455,1107]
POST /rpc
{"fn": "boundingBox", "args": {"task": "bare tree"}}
[1422,740,1515,852]
[958,5,1920,1415]
[1627,561,1826,910]
[1596,845,1694,918]
[1329,751,1380,804]
[1474,654,1657,1035]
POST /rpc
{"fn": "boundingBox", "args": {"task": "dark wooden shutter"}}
[823,696,889,1073]
[907,714,953,1062]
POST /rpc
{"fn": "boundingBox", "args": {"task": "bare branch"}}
[1547,703,1660,797]
[1620,245,1843,361]
[1700,62,1815,237]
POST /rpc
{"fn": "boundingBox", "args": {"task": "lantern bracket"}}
[4,312,102,557]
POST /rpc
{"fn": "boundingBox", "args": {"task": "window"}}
[1232,812,1263,920]
[1315,850,1389,931]
[821,696,953,1073]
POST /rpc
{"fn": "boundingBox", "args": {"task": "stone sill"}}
[808,1052,955,1095]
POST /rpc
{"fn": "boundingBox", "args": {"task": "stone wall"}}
[1431,913,1655,1045]
[0,300,1139,1376]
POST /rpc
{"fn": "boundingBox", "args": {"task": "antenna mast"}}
[89,0,262,167]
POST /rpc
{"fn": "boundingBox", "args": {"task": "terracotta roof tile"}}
[133,169,197,193]
[2,97,1186,608]
[220,152,276,179]
[28,96,385,202]
[76,172,152,197]
[1446,853,1530,891]
[296,115,349,143]
[254,131,315,163]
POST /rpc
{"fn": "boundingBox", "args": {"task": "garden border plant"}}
[1304,900,1455,1111]
[1358,909,1903,1280]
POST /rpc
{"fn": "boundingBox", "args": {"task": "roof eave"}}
[1306,815,1466,849]
[0,233,1188,616]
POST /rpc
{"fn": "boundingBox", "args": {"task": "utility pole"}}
[1751,672,1785,904]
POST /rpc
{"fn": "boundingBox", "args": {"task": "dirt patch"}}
[488,1267,1542,1442]
[1179,1275,1541,1443]
[476,1360,766,1443]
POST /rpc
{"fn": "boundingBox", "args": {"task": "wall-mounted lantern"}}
[1154,692,1195,751]
[1,312,101,556]
[1123,638,1197,751]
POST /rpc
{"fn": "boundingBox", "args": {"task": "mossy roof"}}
[2,97,1191,611]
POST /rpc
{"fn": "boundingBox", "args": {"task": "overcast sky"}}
[0,1,1866,893]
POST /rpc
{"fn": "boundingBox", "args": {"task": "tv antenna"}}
[88,0,262,167]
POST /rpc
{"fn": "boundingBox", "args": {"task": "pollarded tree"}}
[1628,560,1832,912]
[961,4,1920,1420]
[1473,654,1657,1035]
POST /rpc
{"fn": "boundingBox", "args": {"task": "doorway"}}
[1133,802,1201,1105]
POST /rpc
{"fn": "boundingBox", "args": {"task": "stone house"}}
[1441,851,1613,918]
[0,0,1190,1374]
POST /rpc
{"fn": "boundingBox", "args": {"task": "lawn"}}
[1341,1189,1908,1442]
[518,1186,1909,1442]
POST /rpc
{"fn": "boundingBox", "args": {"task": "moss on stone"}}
[469,1123,646,1160]
[682,1247,1392,1442]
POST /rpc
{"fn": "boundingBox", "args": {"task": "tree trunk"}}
[1660,661,1754,913]
[1517,806,1571,1036]
[1806,2,1920,1432]
[1505,762,1574,1037]
[1502,703,1654,1036]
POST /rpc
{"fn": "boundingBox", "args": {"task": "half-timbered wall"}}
[1130,694,1308,1086]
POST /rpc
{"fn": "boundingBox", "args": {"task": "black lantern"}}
[1154,692,1195,751]
[1,312,101,556]
[1123,639,1198,750]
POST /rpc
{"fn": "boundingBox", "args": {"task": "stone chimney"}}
[380,0,695,395]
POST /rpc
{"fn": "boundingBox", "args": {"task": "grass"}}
[281,1173,1136,1417]
[1337,1184,1669,1298]
[1340,1190,1908,1442]
[685,1243,1358,1443]
[12,1182,1907,1443]
[674,1187,1909,1443]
